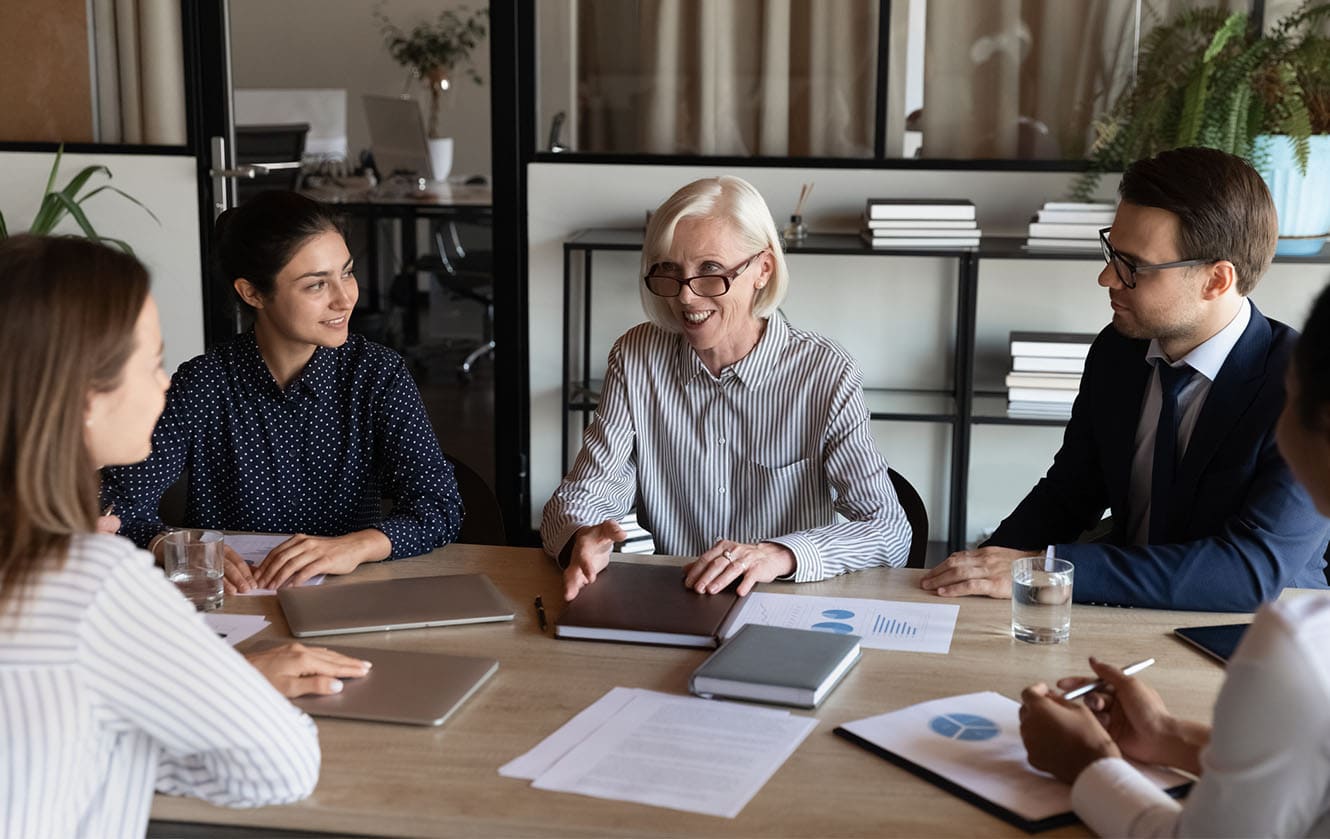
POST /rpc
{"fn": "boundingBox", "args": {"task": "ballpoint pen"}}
[1062,657,1155,701]
[534,595,548,633]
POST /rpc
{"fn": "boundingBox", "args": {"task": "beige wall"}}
[228,0,492,177]
[0,0,93,142]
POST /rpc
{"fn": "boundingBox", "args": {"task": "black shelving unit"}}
[561,229,1330,553]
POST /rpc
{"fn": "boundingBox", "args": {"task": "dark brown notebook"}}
[554,563,739,648]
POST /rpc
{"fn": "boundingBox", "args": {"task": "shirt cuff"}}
[765,533,821,582]
[1071,757,1181,838]
[372,520,413,560]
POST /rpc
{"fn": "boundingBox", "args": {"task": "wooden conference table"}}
[151,545,1247,838]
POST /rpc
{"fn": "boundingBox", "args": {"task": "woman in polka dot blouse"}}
[101,191,463,592]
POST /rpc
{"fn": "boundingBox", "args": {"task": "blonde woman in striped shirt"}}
[0,236,366,837]
[543,176,912,601]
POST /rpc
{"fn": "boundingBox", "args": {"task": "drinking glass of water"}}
[162,529,225,611]
[1011,555,1073,644]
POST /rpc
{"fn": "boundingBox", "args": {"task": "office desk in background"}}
[301,181,492,328]
[151,546,1240,838]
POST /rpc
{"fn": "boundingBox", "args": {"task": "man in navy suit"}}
[922,147,1330,610]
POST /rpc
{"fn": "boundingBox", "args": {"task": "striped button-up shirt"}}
[0,534,320,838]
[542,315,911,581]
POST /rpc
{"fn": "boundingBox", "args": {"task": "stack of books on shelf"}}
[860,199,980,249]
[1006,331,1094,419]
[1024,202,1116,251]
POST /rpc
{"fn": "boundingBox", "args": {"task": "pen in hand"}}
[534,595,548,633]
[1061,657,1155,701]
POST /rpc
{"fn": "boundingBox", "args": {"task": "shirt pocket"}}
[738,457,824,531]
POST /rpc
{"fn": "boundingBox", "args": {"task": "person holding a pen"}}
[541,176,913,601]
[1017,281,1330,837]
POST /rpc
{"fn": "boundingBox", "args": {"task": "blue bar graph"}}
[871,614,919,637]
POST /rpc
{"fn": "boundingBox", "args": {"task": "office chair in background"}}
[412,220,495,382]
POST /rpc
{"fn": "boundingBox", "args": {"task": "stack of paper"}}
[860,199,981,249]
[1006,332,1094,420]
[500,687,816,818]
[1025,202,1116,250]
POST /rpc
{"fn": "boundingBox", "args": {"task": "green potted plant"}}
[1075,2,1330,254]
[372,2,488,181]
[0,146,157,253]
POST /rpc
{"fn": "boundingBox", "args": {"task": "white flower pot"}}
[428,138,454,182]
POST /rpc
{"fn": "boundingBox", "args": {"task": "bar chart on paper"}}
[723,593,959,654]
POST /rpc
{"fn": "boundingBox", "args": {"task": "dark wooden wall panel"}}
[0,0,93,142]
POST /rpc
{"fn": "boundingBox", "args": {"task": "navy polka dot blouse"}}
[101,331,463,558]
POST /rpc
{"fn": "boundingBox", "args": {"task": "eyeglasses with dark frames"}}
[643,251,767,298]
[1098,227,1220,289]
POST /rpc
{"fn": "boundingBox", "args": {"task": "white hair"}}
[639,176,789,332]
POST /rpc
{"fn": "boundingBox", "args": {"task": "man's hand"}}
[253,529,391,589]
[920,546,1029,598]
[1019,682,1121,784]
[683,540,796,597]
[244,643,372,697]
[562,520,626,601]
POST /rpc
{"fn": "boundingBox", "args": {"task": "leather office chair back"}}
[450,456,506,545]
[888,467,929,569]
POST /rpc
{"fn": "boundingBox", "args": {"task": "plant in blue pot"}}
[1074,2,1330,255]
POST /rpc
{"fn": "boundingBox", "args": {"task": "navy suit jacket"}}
[988,303,1330,611]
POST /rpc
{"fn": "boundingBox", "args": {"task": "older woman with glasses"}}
[541,175,912,602]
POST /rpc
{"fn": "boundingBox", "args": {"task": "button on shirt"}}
[1127,299,1251,545]
[540,316,912,581]
[101,332,462,558]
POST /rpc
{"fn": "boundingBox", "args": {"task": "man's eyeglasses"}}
[643,251,766,298]
[1098,227,1219,289]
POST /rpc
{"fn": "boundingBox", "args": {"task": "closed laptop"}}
[278,573,514,638]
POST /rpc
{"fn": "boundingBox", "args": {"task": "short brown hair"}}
[0,235,149,613]
[1119,147,1277,295]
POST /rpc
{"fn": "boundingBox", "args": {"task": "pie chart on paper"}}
[928,713,1000,741]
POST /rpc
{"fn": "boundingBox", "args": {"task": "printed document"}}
[723,592,959,654]
[224,533,326,593]
[840,691,1186,822]
[203,613,269,647]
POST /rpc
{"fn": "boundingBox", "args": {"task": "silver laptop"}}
[292,645,497,726]
[278,573,514,638]
[363,93,435,179]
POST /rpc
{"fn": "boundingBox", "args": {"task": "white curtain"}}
[577,0,877,157]
[91,0,186,144]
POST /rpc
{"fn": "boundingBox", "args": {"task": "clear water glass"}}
[1011,556,1073,644]
[162,529,225,611]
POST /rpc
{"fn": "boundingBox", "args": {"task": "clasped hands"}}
[561,519,795,601]
[1018,656,1207,784]
[145,529,391,594]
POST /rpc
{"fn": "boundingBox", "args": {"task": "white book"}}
[1024,237,1100,250]
[864,227,985,239]
[861,233,980,248]
[1036,209,1116,224]
[1004,373,1082,390]
[1009,332,1094,359]
[1027,222,1107,238]
[1042,201,1115,211]
[1008,387,1078,403]
[866,199,975,221]
[862,217,978,230]
[1012,355,1086,373]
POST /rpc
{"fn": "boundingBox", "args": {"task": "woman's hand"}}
[562,520,626,601]
[1054,656,1207,773]
[1019,682,1121,784]
[244,643,372,697]
[253,529,391,589]
[221,546,259,595]
[95,514,121,535]
[683,539,796,596]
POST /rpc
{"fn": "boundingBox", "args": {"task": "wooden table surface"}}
[150,545,1245,838]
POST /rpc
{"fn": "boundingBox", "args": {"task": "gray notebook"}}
[690,624,862,708]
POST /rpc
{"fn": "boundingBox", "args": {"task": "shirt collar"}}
[1145,297,1251,382]
[235,330,336,400]
[674,315,787,389]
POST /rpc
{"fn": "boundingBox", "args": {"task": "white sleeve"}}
[79,550,320,807]
[1071,758,1182,837]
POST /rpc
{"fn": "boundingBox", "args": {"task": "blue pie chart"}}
[810,621,855,634]
[821,609,856,620]
[929,713,1000,741]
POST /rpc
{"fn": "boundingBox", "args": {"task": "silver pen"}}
[1061,657,1155,701]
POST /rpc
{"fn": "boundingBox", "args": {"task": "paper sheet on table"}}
[722,592,959,654]
[203,613,269,647]
[839,691,1186,823]
[530,692,816,818]
[500,687,790,780]
[224,534,326,593]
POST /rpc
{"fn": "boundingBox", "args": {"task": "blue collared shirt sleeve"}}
[370,357,463,558]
